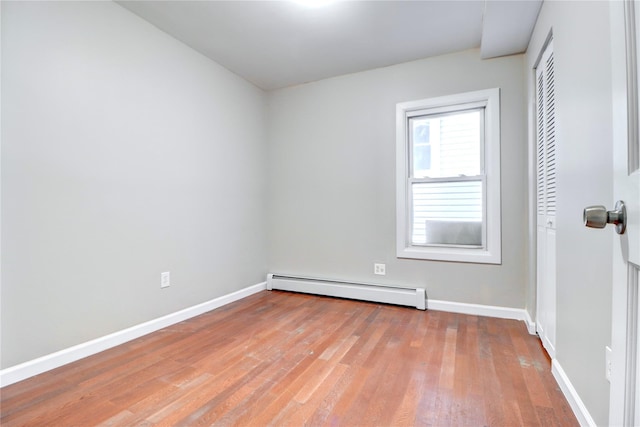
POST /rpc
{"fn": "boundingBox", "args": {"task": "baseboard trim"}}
[0,281,267,388]
[551,359,597,427]
[523,310,537,335]
[427,299,532,328]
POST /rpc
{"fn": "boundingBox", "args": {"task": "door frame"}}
[609,1,639,425]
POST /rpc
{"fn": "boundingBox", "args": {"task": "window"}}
[396,88,501,264]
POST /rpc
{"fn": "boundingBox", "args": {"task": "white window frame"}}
[396,88,501,264]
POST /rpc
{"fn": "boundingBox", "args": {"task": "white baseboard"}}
[0,282,267,388]
[552,360,597,427]
[523,310,537,335]
[427,298,534,331]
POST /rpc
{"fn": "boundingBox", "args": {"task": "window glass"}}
[410,110,482,179]
[411,121,431,173]
[409,108,484,248]
[411,180,483,246]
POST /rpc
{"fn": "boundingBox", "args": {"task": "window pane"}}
[411,120,431,174]
[413,144,431,171]
[410,110,482,178]
[411,180,483,246]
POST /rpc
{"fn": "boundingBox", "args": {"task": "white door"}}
[609,1,640,425]
[535,40,557,359]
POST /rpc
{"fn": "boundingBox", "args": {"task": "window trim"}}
[396,88,501,264]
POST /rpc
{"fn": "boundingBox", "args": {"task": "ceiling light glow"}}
[291,0,337,8]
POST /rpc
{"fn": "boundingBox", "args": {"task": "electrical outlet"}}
[161,271,170,289]
[605,346,612,382]
[374,263,386,275]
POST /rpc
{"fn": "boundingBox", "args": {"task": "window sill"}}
[397,245,501,265]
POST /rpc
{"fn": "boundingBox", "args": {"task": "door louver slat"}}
[544,54,557,217]
[537,43,556,222]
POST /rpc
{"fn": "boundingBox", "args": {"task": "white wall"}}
[1,1,267,368]
[526,2,613,425]
[267,49,528,309]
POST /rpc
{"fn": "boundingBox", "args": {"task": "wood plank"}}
[415,310,448,426]
[0,291,579,426]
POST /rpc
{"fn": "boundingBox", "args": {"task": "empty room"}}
[1,0,638,426]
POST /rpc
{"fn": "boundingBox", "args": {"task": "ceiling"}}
[117,0,542,91]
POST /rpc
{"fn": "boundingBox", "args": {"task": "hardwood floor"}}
[1,290,578,426]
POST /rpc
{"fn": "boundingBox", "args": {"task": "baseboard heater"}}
[267,273,426,310]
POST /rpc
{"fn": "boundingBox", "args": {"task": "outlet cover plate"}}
[374,263,386,275]
[605,346,612,382]
[161,271,170,288]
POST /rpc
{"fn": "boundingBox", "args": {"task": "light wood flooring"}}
[1,290,578,426]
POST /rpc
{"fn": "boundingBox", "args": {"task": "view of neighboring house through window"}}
[396,88,501,264]
[409,109,483,246]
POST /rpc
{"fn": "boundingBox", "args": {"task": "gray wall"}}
[267,49,528,309]
[526,2,613,425]
[1,1,268,368]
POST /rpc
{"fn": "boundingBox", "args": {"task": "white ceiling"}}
[117,0,542,91]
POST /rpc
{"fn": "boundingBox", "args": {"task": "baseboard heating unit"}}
[267,274,426,310]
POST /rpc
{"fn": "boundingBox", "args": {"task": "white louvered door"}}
[535,40,557,358]
[609,1,640,423]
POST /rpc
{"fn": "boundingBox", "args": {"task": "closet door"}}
[535,39,557,358]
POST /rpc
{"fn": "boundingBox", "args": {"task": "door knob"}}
[583,200,627,234]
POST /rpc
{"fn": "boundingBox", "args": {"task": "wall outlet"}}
[374,263,386,275]
[605,346,612,382]
[161,271,171,289]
